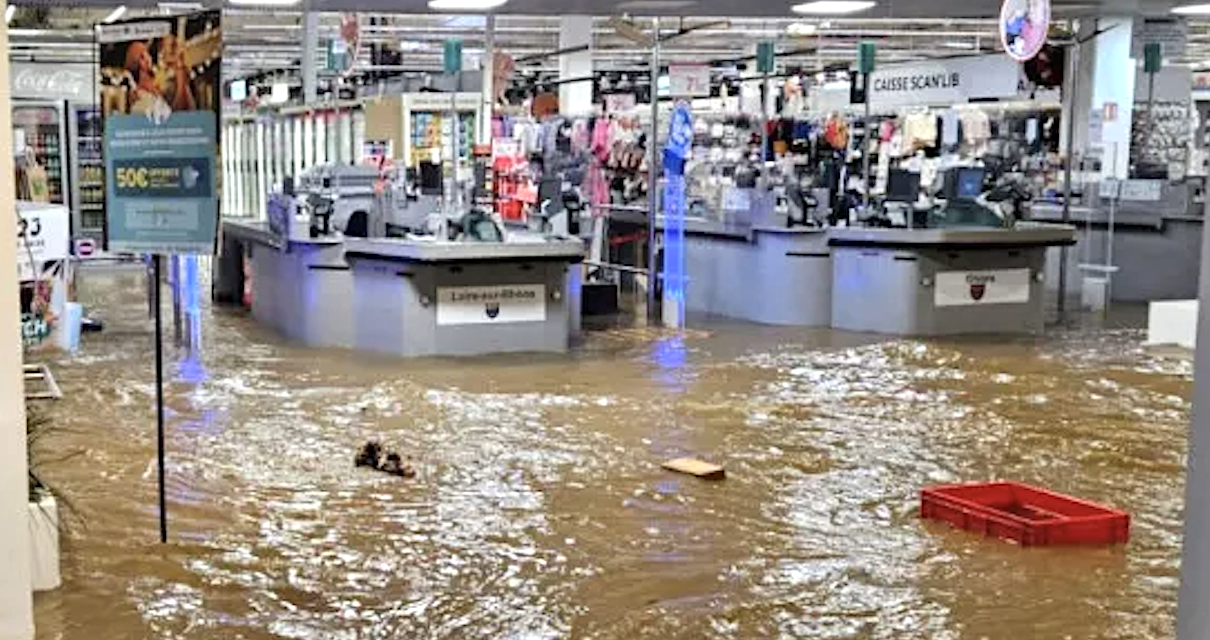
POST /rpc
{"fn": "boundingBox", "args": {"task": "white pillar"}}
[302,12,319,105]
[480,14,495,145]
[1177,131,1210,640]
[0,16,35,640]
[1088,16,1136,179]
[558,15,594,116]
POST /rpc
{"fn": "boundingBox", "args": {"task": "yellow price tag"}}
[115,166,150,189]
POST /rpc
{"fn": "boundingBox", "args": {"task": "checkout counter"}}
[1031,178,1204,302]
[214,164,585,358]
[662,165,1076,336]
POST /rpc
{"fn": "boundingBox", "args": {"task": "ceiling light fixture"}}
[158,2,205,13]
[786,22,818,36]
[1173,3,1210,14]
[427,0,509,11]
[943,41,975,49]
[228,0,302,7]
[791,1,876,14]
[103,5,127,23]
[4,5,15,24]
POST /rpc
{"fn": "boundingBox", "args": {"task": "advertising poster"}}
[16,202,71,349]
[98,11,221,254]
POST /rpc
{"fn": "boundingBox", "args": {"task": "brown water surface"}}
[31,271,1191,639]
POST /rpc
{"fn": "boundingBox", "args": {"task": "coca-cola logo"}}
[12,66,90,100]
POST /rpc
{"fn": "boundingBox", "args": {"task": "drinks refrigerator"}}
[68,104,105,240]
[12,101,68,207]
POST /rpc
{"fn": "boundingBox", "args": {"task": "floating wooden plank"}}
[662,457,725,480]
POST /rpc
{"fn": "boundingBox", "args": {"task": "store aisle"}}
[31,271,1190,640]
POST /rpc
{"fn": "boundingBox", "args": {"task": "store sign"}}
[603,93,637,114]
[436,284,546,325]
[668,64,711,98]
[407,93,480,111]
[16,203,69,282]
[935,269,1031,307]
[867,55,1019,109]
[99,11,222,255]
[1133,17,1187,58]
[11,64,93,102]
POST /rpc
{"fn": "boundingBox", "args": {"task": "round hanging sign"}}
[1000,0,1050,62]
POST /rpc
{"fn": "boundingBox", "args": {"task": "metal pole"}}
[153,255,167,544]
[1176,153,1210,640]
[646,17,661,321]
[862,72,872,212]
[1058,40,1079,320]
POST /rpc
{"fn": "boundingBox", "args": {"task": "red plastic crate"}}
[921,481,1130,547]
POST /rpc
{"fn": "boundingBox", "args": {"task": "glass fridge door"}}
[13,101,68,205]
[70,104,105,239]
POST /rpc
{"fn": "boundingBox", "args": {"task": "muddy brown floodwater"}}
[29,270,1192,640]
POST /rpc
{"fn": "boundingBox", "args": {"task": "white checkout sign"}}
[935,268,1032,307]
[868,55,1021,109]
[437,284,547,325]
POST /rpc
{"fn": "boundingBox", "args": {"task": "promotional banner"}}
[99,11,221,255]
[16,202,70,349]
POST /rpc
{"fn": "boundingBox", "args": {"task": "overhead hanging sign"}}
[1000,0,1050,62]
[1133,17,1187,58]
[867,55,1020,109]
[668,64,711,98]
[98,11,222,255]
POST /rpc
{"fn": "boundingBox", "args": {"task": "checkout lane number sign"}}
[935,269,1032,307]
[437,284,547,325]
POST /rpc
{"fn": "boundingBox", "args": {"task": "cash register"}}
[933,166,1003,228]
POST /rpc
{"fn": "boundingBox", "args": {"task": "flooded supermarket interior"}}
[21,268,1193,640]
[7,0,1210,639]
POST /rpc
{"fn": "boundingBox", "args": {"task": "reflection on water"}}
[31,271,1190,639]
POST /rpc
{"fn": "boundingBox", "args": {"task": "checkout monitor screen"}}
[955,167,985,200]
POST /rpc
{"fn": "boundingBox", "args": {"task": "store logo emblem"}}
[966,273,995,301]
[485,302,500,319]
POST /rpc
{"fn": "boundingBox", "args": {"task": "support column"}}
[0,16,35,640]
[1177,141,1210,640]
[1078,16,1136,179]
[302,11,319,105]
[480,14,495,146]
[558,15,594,116]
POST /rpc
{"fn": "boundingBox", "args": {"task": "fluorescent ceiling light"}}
[615,0,697,9]
[791,1,876,14]
[228,0,301,6]
[1173,3,1210,13]
[159,2,205,12]
[399,40,428,51]
[786,22,818,36]
[102,5,127,23]
[4,5,15,24]
[943,40,975,49]
[428,0,509,10]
